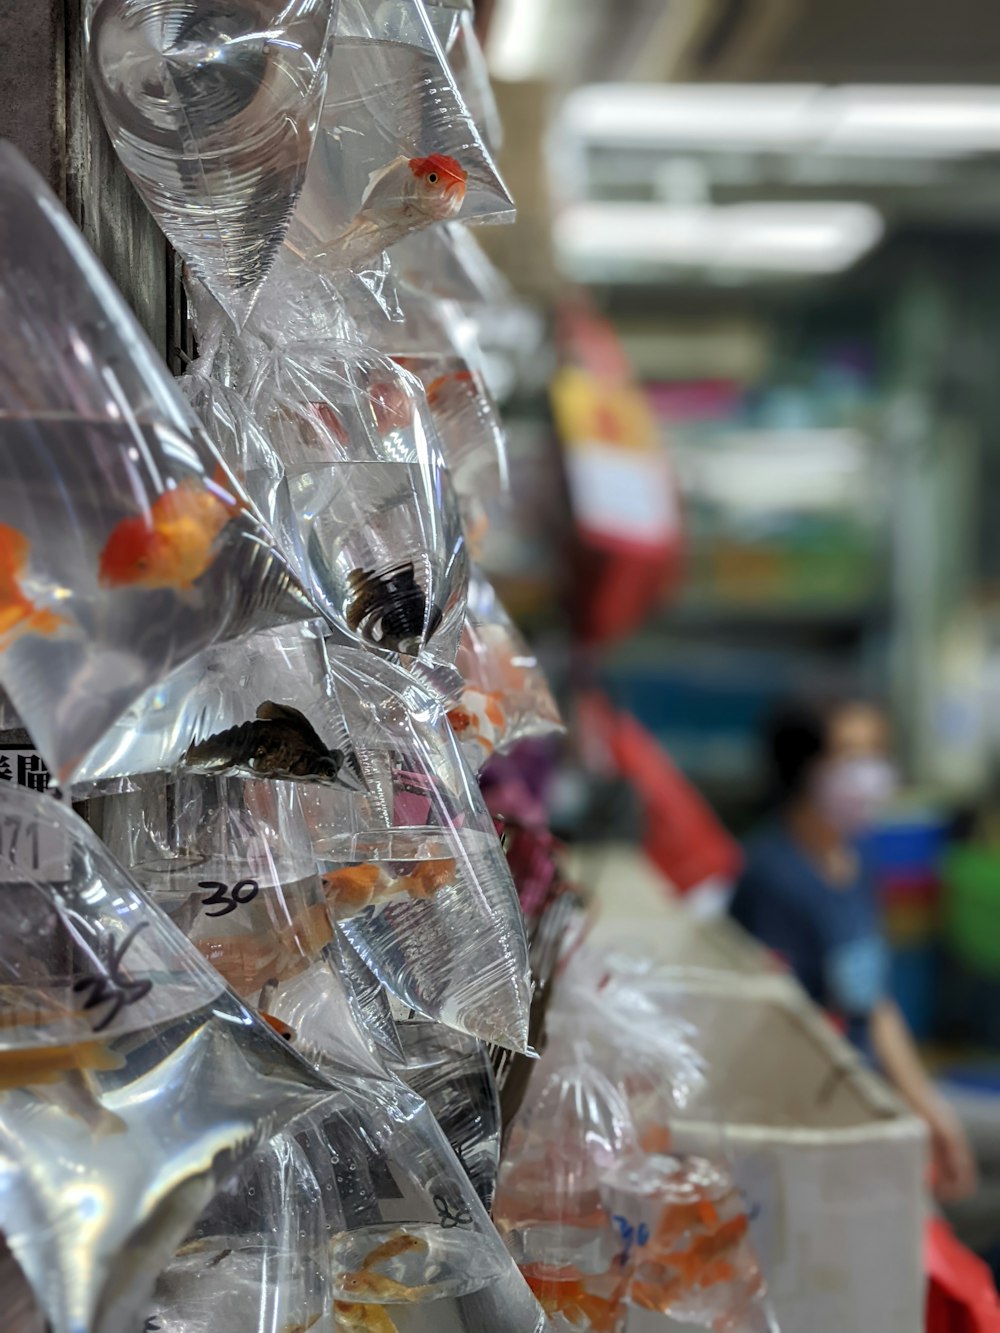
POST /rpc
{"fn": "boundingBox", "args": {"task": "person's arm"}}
[869,998,978,1202]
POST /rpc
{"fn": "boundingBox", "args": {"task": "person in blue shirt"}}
[730,695,976,1202]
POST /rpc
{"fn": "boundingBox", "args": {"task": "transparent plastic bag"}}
[285,0,513,273]
[493,1045,642,1333]
[330,924,404,1063]
[302,646,533,1051]
[74,625,362,790]
[389,221,512,310]
[180,366,312,596]
[242,340,468,664]
[448,567,562,770]
[395,1018,501,1211]
[0,144,315,787]
[292,1082,546,1332]
[421,0,468,52]
[0,782,339,1333]
[148,1130,329,1333]
[447,10,502,153]
[87,0,338,326]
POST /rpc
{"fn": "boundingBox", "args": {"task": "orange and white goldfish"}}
[630,1211,755,1315]
[334,1303,397,1333]
[98,465,244,591]
[328,154,468,264]
[0,522,67,647]
[521,1265,626,1333]
[338,1270,429,1303]
[322,859,455,918]
[448,688,505,756]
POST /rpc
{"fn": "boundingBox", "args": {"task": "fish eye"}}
[427,172,438,184]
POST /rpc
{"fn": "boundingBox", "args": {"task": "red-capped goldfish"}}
[326,154,468,265]
[98,465,243,591]
[0,522,66,646]
[334,1303,397,1333]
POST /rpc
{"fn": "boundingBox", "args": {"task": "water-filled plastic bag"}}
[87,0,338,326]
[0,144,314,787]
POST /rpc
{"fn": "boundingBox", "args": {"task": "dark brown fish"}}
[184,701,346,783]
[346,562,442,653]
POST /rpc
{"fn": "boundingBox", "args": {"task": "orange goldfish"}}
[395,858,456,899]
[98,464,243,591]
[360,1232,427,1269]
[521,1266,625,1333]
[259,1012,296,1042]
[448,688,504,754]
[198,902,333,998]
[338,1270,429,1303]
[0,1038,124,1091]
[426,368,478,417]
[328,154,468,265]
[322,862,383,913]
[0,522,66,646]
[334,1303,397,1333]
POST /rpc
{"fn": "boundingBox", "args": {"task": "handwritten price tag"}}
[0,811,71,883]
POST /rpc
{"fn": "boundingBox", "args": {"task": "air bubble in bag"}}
[301,647,533,1052]
[147,1131,329,1333]
[292,1085,547,1332]
[86,0,338,326]
[0,783,340,1333]
[285,0,513,273]
[0,144,315,787]
[448,566,563,772]
[242,340,468,665]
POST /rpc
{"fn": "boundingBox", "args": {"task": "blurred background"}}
[468,0,1000,1289]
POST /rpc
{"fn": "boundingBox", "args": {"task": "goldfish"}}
[322,858,455,918]
[334,1303,397,1333]
[198,902,333,998]
[395,858,455,899]
[0,522,67,647]
[630,1212,753,1314]
[184,701,350,784]
[323,862,383,914]
[0,1038,127,1136]
[338,1270,429,1303]
[346,562,442,655]
[360,1232,427,1268]
[447,688,505,755]
[98,464,243,591]
[521,1266,625,1333]
[259,1012,296,1042]
[426,368,478,418]
[325,153,468,265]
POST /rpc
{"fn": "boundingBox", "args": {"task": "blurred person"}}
[729,696,977,1202]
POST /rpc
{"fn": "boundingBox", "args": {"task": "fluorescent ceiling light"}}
[486,0,551,81]
[558,84,1000,158]
[554,202,884,275]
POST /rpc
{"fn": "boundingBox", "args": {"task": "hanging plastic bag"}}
[0,144,315,788]
[390,220,513,310]
[394,1018,502,1211]
[448,566,562,770]
[148,1130,329,1333]
[329,924,404,1063]
[420,0,467,53]
[242,339,468,664]
[73,625,362,790]
[292,1082,546,1332]
[86,0,338,326]
[285,0,513,273]
[180,365,312,597]
[299,646,533,1051]
[493,1045,643,1333]
[0,782,339,1333]
[447,9,503,153]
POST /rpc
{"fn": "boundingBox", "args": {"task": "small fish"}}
[521,1266,624,1333]
[426,369,478,417]
[447,688,505,754]
[199,903,333,996]
[0,522,66,647]
[361,1232,428,1269]
[338,1270,430,1303]
[259,1011,296,1042]
[98,464,244,591]
[184,701,347,784]
[322,862,384,914]
[0,1038,124,1091]
[334,1303,397,1333]
[395,858,456,900]
[346,563,442,654]
[327,153,468,266]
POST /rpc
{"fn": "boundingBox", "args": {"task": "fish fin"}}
[360,155,410,208]
[255,700,316,735]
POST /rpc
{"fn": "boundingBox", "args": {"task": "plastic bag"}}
[395,1018,501,1210]
[0,782,339,1333]
[148,1130,329,1333]
[421,0,469,52]
[73,625,362,790]
[447,9,503,153]
[300,646,533,1052]
[87,0,338,326]
[285,0,513,273]
[493,1045,642,1332]
[389,221,513,309]
[448,567,562,770]
[292,1082,546,1332]
[0,144,315,788]
[241,339,468,664]
[329,924,404,1062]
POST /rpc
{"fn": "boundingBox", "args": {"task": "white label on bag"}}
[0,749,71,883]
